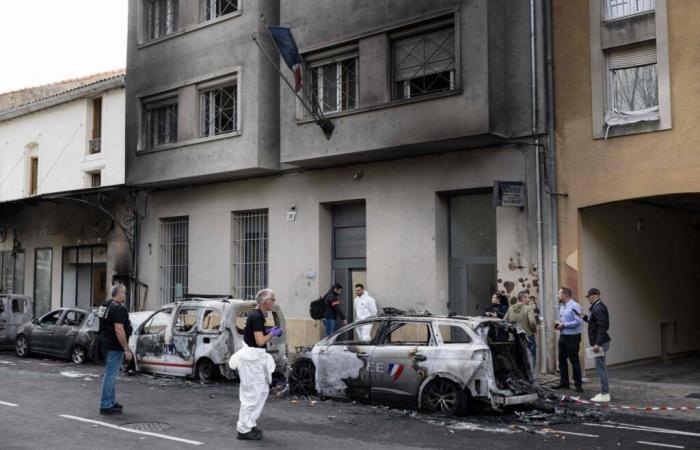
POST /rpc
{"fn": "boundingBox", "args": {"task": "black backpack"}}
[309,296,326,320]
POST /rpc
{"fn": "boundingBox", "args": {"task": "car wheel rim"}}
[288,362,315,396]
[199,362,213,380]
[72,347,84,364]
[425,379,458,414]
[16,338,27,356]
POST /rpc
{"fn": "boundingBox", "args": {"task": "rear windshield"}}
[235,309,279,334]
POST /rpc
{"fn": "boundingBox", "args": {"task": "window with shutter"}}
[606,44,658,119]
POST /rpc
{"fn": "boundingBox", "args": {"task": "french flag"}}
[267,26,303,92]
[387,363,404,382]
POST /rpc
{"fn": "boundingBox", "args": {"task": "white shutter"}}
[607,44,656,69]
[393,26,455,82]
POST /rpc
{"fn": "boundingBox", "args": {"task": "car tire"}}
[287,360,316,396]
[15,335,30,358]
[196,358,217,383]
[70,346,86,364]
[420,378,468,416]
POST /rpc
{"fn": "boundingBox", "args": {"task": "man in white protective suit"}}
[229,288,281,440]
[353,284,377,341]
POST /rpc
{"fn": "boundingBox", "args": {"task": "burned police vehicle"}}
[288,313,538,415]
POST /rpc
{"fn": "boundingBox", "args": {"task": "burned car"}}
[15,307,99,364]
[0,295,33,349]
[129,297,287,381]
[287,314,537,415]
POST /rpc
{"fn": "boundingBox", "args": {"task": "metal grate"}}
[148,0,178,39]
[309,56,358,113]
[232,210,268,300]
[144,97,178,148]
[607,0,655,20]
[88,138,101,154]
[160,217,188,304]
[202,0,238,21]
[202,83,237,137]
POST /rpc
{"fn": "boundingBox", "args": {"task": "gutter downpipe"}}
[530,0,547,374]
[543,0,559,374]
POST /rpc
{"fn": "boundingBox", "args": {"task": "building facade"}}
[126,0,550,353]
[0,72,131,317]
[553,0,700,366]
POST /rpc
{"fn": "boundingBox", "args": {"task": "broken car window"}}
[384,321,432,346]
[235,308,278,334]
[40,310,63,325]
[333,321,382,345]
[438,324,471,344]
[201,309,222,332]
[174,308,198,333]
[11,298,24,313]
[62,310,86,327]
[142,309,172,334]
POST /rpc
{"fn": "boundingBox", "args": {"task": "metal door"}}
[134,308,172,375]
[51,310,84,356]
[0,298,8,343]
[331,202,366,322]
[32,310,64,353]
[165,306,198,376]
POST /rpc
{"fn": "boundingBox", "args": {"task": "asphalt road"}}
[0,353,698,450]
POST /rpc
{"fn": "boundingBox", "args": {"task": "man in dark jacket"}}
[581,287,611,403]
[323,283,346,336]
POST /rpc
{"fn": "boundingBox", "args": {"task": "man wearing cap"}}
[581,288,611,403]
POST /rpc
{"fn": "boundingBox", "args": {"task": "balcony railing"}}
[607,0,655,20]
[88,138,101,154]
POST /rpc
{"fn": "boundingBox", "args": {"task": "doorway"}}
[331,202,366,322]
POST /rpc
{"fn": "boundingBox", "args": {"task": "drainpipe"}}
[530,0,547,374]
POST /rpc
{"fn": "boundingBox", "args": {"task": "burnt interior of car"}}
[485,322,533,392]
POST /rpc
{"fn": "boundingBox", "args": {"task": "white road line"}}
[637,441,685,449]
[59,415,203,446]
[584,423,700,438]
[0,401,19,407]
[550,430,599,438]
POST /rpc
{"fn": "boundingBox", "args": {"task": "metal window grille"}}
[88,138,101,154]
[202,0,238,21]
[392,26,455,100]
[201,83,237,136]
[148,0,178,39]
[607,0,655,20]
[144,97,178,148]
[232,210,268,300]
[309,56,358,113]
[160,217,189,304]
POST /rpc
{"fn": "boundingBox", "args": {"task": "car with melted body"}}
[287,314,538,415]
[0,295,33,349]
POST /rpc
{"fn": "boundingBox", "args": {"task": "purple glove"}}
[269,326,283,337]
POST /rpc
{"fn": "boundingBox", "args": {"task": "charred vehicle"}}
[128,297,287,382]
[287,314,538,415]
[15,307,99,364]
[0,295,33,349]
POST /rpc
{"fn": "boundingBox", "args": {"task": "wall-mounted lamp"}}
[287,203,297,221]
[635,217,645,232]
[352,169,364,181]
[147,243,152,255]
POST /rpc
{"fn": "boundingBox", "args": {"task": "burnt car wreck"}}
[288,314,538,415]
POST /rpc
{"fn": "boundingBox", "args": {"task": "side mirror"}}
[31,318,39,325]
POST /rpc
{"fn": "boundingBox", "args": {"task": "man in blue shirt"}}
[554,286,584,392]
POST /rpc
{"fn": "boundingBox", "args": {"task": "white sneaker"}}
[591,393,611,403]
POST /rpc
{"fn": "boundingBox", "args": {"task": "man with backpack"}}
[323,283,346,336]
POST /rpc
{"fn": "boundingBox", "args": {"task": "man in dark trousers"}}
[581,287,611,402]
[323,283,346,336]
[554,286,584,393]
[97,283,132,415]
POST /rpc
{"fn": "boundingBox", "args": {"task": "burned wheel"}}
[196,358,216,383]
[15,335,30,358]
[420,378,467,416]
[287,360,316,396]
[70,346,86,364]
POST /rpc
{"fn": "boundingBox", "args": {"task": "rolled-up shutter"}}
[393,26,455,82]
[607,44,656,69]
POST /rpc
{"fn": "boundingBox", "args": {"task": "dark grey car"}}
[15,307,99,364]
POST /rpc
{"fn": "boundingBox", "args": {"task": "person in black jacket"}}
[581,288,611,403]
[484,293,509,318]
[323,283,346,336]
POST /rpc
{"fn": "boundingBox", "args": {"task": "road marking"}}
[550,430,599,438]
[0,401,19,407]
[637,441,685,449]
[59,415,203,446]
[584,423,700,438]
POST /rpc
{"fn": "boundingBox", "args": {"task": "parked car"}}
[0,295,33,350]
[15,307,99,364]
[287,314,538,416]
[128,297,287,382]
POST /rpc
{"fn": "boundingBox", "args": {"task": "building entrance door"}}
[331,202,366,323]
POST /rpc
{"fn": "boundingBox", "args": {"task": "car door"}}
[369,319,436,407]
[315,319,383,401]
[166,306,199,376]
[31,310,64,353]
[134,308,172,375]
[51,310,86,356]
[0,297,8,344]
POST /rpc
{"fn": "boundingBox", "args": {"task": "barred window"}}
[201,82,238,137]
[309,55,358,113]
[160,217,188,304]
[201,0,238,21]
[392,24,456,100]
[147,0,178,40]
[607,0,654,20]
[232,210,268,300]
[143,96,178,149]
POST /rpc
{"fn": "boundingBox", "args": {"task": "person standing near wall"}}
[97,283,132,415]
[554,286,584,393]
[581,288,611,403]
[323,283,346,336]
[504,291,538,361]
[353,284,377,341]
[484,292,509,318]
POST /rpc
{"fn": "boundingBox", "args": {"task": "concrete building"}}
[552,0,700,367]
[125,0,551,353]
[0,71,131,317]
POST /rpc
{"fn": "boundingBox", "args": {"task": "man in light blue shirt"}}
[554,287,584,392]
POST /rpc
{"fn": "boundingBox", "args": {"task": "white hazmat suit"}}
[229,345,276,434]
[353,291,377,341]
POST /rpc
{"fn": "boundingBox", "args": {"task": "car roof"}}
[160,298,258,309]
[363,315,498,327]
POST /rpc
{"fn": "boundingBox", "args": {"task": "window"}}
[232,210,268,300]
[201,81,238,136]
[40,310,62,325]
[605,44,658,129]
[142,309,173,334]
[235,308,277,334]
[11,298,25,314]
[607,0,654,20]
[62,310,85,327]
[159,217,188,304]
[309,55,358,113]
[88,171,101,188]
[333,320,382,345]
[90,98,102,154]
[392,23,456,100]
[174,308,198,333]
[0,251,24,295]
[201,309,222,332]
[61,246,107,309]
[29,156,39,195]
[34,248,52,318]
[438,324,472,344]
[147,0,178,40]
[383,321,432,346]
[143,96,178,148]
[201,0,238,21]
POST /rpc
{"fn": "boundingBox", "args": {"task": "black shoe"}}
[552,384,570,390]
[575,385,584,393]
[99,406,123,415]
[113,403,124,410]
[237,429,263,440]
